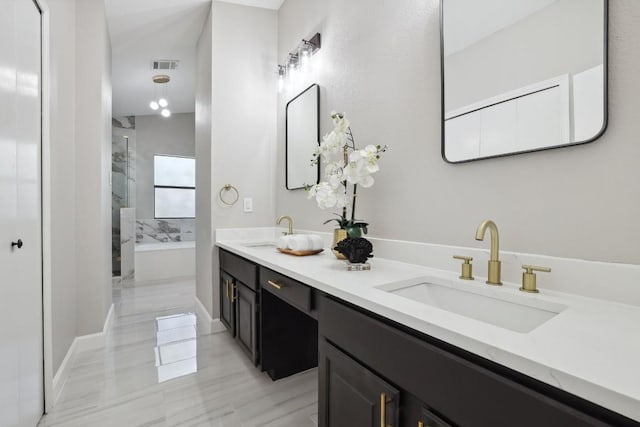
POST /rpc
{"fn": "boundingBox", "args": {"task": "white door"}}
[0,0,44,426]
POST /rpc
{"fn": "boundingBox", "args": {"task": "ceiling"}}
[218,0,284,9]
[444,0,557,56]
[107,0,285,117]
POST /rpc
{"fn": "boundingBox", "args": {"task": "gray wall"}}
[47,0,77,374]
[195,2,277,318]
[445,0,604,111]
[195,6,214,316]
[276,0,640,265]
[74,0,113,336]
[135,113,196,219]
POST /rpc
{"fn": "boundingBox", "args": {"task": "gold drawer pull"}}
[267,280,283,290]
[231,284,237,302]
[418,422,424,427]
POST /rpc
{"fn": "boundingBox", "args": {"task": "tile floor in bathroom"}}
[38,279,318,427]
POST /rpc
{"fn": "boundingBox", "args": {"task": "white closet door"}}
[0,0,44,426]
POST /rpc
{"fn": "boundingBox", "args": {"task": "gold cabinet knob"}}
[520,265,551,293]
[453,255,474,280]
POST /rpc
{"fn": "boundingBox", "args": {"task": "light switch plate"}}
[243,197,253,213]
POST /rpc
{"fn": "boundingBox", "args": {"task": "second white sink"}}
[379,279,566,333]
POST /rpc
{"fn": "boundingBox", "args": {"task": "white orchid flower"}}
[324,162,344,189]
[313,182,339,209]
[331,111,350,133]
[306,183,318,199]
[343,151,369,186]
[361,145,380,173]
[317,131,346,161]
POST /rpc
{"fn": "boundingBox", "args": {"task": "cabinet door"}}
[235,281,259,365]
[319,340,399,427]
[403,394,453,427]
[220,272,235,335]
[417,407,451,427]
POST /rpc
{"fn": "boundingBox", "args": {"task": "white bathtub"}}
[135,241,195,282]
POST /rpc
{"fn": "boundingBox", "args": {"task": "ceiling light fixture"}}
[150,74,172,117]
[277,33,321,93]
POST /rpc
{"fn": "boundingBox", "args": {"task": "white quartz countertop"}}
[217,239,640,421]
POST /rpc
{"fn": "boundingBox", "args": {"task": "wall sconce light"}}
[277,65,286,92]
[277,32,321,92]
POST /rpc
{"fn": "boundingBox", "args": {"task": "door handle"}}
[231,284,237,302]
[11,239,23,249]
[380,393,393,427]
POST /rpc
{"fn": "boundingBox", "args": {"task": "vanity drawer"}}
[220,249,258,291]
[259,267,312,314]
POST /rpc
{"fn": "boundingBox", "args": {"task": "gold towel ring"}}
[219,184,239,206]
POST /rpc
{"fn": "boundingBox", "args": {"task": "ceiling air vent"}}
[152,60,179,70]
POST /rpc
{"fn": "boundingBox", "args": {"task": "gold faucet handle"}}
[453,255,474,280]
[520,265,551,293]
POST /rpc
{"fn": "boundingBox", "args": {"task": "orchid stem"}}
[351,184,358,223]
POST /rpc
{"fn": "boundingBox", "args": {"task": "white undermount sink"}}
[378,279,567,333]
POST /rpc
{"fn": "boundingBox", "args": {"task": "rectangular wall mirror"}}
[441,0,608,163]
[286,84,320,190]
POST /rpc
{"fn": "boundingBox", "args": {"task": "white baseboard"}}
[194,296,226,335]
[211,318,226,333]
[51,303,114,405]
[76,303,114,352]
[51,336,77,405]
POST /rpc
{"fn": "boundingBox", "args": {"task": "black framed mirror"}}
[441,0,608,163]
[286,84,320,190]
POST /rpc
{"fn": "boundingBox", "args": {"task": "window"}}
[154,154,196,219]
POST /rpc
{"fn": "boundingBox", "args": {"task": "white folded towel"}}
[308,234,324,250]
[287,234,324,251]
[277,235,294,249]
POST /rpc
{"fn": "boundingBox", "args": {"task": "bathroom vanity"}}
[217,240,640,426]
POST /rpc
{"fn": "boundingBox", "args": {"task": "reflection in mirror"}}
[441,0,607,163]
[286,84,320,189]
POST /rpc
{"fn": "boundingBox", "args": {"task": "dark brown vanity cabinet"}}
[319,339,400,427]
[319,295,637,427]
[219,249,259,365]
[218,249,638,426]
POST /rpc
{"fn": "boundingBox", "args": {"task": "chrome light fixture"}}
[277,65,286,93]
[277,33,321,92]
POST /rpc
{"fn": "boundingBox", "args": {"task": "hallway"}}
[39,280,318,426]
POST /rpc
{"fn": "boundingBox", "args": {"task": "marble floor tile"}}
[39,279,318,427]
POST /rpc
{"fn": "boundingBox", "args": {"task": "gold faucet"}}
[276,215,294,235]
[475,219,502,286]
